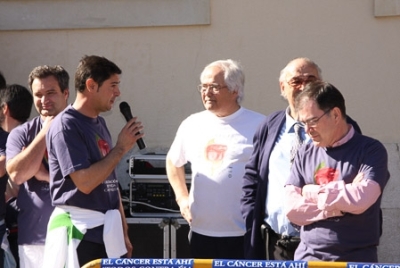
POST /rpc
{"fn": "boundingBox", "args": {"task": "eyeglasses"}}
[197,83,228,94]
[286,75,317,88]
[299,108,332,128]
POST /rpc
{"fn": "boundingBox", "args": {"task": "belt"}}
[261,223,300,259]
[261,223,299,240]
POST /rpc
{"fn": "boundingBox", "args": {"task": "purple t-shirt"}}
[0,128,9,220]
[287,132,389,261]
[46,105,120,244]
[6,116,54,245]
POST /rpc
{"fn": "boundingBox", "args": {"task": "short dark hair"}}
[0,84,33,123]
[0,71,6,90]
[75,55,122,93]
[28,65,69,93]
[295,81,346,117]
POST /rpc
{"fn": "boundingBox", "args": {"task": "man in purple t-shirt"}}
[6,66,69,268]
[44,55,144,267]
[0,84,33,266]
[285,81,389,262]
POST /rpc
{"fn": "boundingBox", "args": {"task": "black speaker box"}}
[127,218,191,258]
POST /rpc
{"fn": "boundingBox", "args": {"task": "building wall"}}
[1,0,399,262]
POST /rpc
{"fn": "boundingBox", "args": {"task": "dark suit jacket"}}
[240,110,361,260]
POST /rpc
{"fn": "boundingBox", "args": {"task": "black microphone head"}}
[119,101,133,121]
[119,101,146,150]
[119,101,130,113]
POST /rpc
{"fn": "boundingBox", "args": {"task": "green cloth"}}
[48,212,84,244]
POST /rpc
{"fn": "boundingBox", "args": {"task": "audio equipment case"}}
[126,154,191,258]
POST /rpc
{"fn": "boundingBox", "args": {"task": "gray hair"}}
[201,59,245,103]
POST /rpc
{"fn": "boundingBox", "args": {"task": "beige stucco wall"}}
[1,0,399,263]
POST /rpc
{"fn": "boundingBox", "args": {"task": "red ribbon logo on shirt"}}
[96,135,110,157]
[314,162,339,185]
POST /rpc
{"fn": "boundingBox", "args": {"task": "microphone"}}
[119,101,146,150]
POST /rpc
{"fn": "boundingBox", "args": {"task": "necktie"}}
[290,123,304,165]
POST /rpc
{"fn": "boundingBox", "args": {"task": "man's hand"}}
[302,184,321,203]
[177,196,192,224]
[114,117,144,155]
[41,115,55,132]
[35,163,50,182]
[352,172,364,184]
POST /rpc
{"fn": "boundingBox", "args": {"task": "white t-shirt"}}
[168,107,265,237]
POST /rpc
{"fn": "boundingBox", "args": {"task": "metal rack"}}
[126,217,189,258]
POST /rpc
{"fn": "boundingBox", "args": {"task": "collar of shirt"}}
[285,107,310,143]
[285,107,297,133]
[329,124,355,148]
